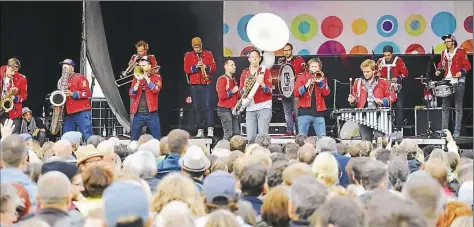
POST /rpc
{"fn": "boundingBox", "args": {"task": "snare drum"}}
[270,64,295,98]
[433,84,454,98]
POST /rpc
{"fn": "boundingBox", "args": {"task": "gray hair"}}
[315,136,337,153]
[254,134,272,148]
[358,160,388,190]
[402,170,443,220]
[86,135,105,148]
[457,163,473,184]
[1,134,27,167]
[37,171,71,205]
[157,201,195,227]
[138,139,160,158]
[52,140,73,158]
[122,150,157,179]
[289,175,328,220]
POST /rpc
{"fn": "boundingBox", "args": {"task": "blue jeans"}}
[63,110,93,141]
[131,112,161,141]
[246,108,272,143]
[297,115,326,136]
[190,85,214,128]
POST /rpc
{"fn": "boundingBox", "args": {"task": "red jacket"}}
[239,67,272,104]
[216,74,239,109]
[0,66,27,119]
[183,50,216,85]
[376,56,408,81]
[279,56,306,77]
[437,48,472,78]
[65,73,91,115]
[129,54,158,69]
[351,78,397,108]
[293,71,330,112]
[129,73,162,114]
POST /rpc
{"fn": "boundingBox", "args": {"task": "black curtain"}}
[85,2,130,132]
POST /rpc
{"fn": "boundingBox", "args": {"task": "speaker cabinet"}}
[240,123,287,136]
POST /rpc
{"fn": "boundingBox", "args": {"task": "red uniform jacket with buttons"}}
[376,56,408,81]
[129,73,162,114]
[351,78,397,108]
[129,54,158,69]
[0,65,27,119]
[65,73,91,115]
[216,74,239,109]
[279,56,306,77]
[239,67,272,104]
[294,72,330,112]
[183,50,216,85]
[437,48,472,78]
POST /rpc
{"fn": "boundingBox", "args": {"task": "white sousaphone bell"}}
[246,13,290,69]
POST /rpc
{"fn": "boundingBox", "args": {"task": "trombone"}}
[115,66,159,87]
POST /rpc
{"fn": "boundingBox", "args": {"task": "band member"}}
[20,107,47,146]
[216,59,240,141]
[184,37,216,138]
[129,58,162,140]
[294,58,330,136]
[279,43,305,135]
[240,50,272,143]
[0,58,27,134]
[435,34,472,137]
[127,40,158,70]
[348,59,396,141]
[60,59,93,141]
[376,45,408,133]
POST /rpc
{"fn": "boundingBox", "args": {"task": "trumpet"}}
[115,66,159,87]
[198,55,211,84]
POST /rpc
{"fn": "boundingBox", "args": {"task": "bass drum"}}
[339,121,360,139]
[270,64,295,98]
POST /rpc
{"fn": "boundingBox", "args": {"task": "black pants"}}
[442,83,465,134]
[393,89,404,131]
[217,107,240,141]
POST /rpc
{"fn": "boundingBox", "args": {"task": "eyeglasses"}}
[283,49,292,51]
[85,158,102,164]
[72,182,84,187]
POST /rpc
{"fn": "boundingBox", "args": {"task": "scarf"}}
[20,118,37,135]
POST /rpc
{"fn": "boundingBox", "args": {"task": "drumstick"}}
[349,78,353,96]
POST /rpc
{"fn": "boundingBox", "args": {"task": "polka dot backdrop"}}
[223,1,473,56]
[321,16,343,39]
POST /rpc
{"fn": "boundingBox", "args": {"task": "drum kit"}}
[414,75,457,108]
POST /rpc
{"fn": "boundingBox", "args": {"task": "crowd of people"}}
[0,117,473,227]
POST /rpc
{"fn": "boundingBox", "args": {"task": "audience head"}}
[297,144,317,165]
[37,171,72,211]
[288,175,328,221]
[167,129,190,154]
[1,134,28,168]
[229,135,246,152]
[315,136,337,153]
[86,135,105,148]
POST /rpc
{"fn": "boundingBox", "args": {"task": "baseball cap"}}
[203,170,237,204]
[382,45,394,53]
[19,133,32,142]
[59,59,76,67]
[191,37,202,46]
[22,107,32,115]
[41,161,79,181]
[103,181,149,227]
[441,33,456,41]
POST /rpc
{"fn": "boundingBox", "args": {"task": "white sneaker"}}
[207,127,214,138]
[195,129,204,138]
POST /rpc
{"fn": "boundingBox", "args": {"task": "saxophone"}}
[49,68,69,135]
[0,86,17,115]
[231,70,262,115]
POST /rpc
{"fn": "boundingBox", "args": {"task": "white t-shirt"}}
[2,77,11,98]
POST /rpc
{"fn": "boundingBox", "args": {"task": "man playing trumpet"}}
[348,59,396,141]
[0,58,28,135]
[216,59,240,141]
[183,37,216,138]
[294,58,330,136]
[129,58,162,141]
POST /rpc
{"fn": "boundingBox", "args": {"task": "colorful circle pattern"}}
[291,14,318,41]
[223,47,232,57]
[349,45,368,54]
[460,39,473,53]
[434,42,446,54]
[464,16,473,33]
[431,12,456,37]
[237,14,254,42]
[223,23,229,35]
[352,18,367,35]
[321,16,343,39]
[317,40,346,55]
[374,41,400,54]
[377,15,398,37]
[405,14,426,36]
[405,44,425,54]
[298,49,310,55]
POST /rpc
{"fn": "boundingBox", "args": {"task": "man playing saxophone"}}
[216,59,240,141]
[0,58,27,134]
[294,58,330,137]
[183,37,216,138]
[59,59,93,141]
[129,58,162,141]
[239,49,272,143]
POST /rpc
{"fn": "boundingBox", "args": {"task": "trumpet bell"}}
[134,66,145,76]
[246,13,290,52]
[50,90,66,107]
